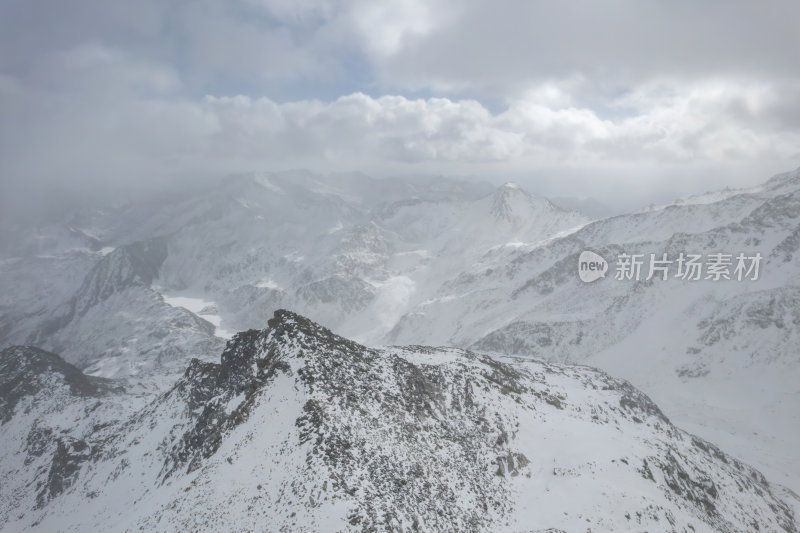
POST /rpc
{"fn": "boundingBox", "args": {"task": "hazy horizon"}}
[2,1,800,219]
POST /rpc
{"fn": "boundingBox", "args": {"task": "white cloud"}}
[4,50,797,204]
[2,1,800,214]
[367,1,800,98]
[351,0,438,56]
[189,78,798,171]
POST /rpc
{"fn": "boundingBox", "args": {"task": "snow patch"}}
[161,293,235,339]
[254,278,280,290]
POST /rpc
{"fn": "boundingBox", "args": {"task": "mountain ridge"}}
[1,311,798,532]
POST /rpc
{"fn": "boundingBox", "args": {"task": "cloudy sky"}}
[2,0,799,212]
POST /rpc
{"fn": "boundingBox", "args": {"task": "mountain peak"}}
[267,308,318,331]
[209,309,365,384]
[490,181,552,222]
[267,309,364,350]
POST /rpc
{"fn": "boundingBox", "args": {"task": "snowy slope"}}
[438,169,800,492]
[1,312,797,532]
[1,167,799,505]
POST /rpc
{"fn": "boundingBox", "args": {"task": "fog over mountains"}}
[1,168,799,531]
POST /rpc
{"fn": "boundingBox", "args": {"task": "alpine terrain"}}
[1,168,800,530]
[1,311,798,532]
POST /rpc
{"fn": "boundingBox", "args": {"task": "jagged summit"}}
[211,309,365,373]
[268,308,339,337]
[268,309,367,347]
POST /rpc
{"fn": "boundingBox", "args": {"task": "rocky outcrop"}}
[0,346,118,423]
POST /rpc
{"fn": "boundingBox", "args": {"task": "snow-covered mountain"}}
[0,171,586,377]
[2,311,798,532]
[399,169,800,493]
[2,167,800,525]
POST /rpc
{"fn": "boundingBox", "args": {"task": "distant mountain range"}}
[1,167,799,530]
